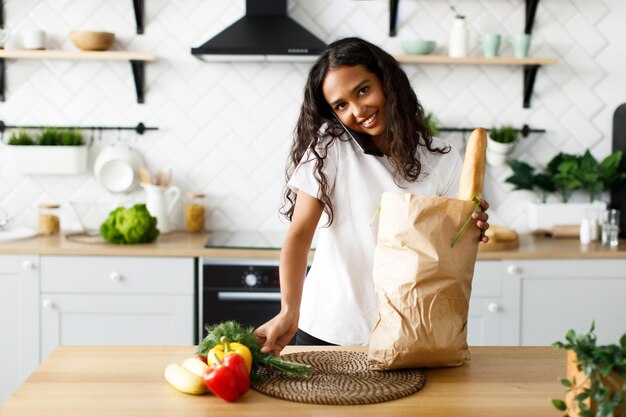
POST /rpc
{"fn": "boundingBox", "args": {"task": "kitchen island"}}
[0,345,564,417]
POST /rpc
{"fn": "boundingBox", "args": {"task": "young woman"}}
[253,37,490,355]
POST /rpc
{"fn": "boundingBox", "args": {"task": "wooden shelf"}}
[395,54,558,108]
[390,0,541,37]
[1,1,146,34]
[0,49,154,61]
[395,55,558,66]
[0,50,155,103]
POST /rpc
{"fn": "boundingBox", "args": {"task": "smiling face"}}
[322,64,386,140]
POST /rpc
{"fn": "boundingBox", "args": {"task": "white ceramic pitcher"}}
[142,183,180,234]
[0,29,10,49]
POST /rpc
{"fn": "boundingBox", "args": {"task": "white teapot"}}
[141,183,180,234]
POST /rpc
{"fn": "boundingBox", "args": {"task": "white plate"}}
[94,144,145,194]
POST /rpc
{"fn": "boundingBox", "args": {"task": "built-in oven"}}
[199,231,307,342]
[200,258,283,339]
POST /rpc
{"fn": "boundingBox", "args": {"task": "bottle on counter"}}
[184,193,206,233]
[579,217,591,245]
[38,203,60,235]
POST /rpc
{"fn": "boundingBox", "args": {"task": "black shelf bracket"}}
[390,0,399,37]
[389,0,541,37]
[133,0,145,34]
[130,60,145,104]
[0,58,149,103]
[0,1,144,33]
[523,65,540,108]
[525,0,540,34]
[0,58,4,102]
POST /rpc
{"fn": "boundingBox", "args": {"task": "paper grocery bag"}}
[368,192,480,370]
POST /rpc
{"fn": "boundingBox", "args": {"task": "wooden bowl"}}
[70,31,115,51]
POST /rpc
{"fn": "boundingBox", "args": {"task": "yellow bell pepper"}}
[208,336,252,374]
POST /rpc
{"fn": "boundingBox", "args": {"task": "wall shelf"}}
[0,50,156,104]
[395,54,558,108]
[390,0,541,37]
[0,1,147,34]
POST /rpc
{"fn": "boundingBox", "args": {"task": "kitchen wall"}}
[1,0,624,233]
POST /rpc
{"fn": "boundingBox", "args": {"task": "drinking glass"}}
[601,209,620,247]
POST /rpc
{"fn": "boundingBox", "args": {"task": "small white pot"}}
[10,145,88,175]
[527,201,607,231]
[487,138,517,166]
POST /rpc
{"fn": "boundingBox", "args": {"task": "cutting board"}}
[478,226,519,252]
[0,227,38,243]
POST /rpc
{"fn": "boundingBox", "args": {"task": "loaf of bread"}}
[457,128,488,201]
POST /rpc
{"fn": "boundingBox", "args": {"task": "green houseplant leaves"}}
[505,150,626,203]
[8,128,85,146]
[552,322,626,417]
[505,160,555,203]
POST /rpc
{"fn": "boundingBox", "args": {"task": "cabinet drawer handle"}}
[22,260,36,270]
[487,302,500,313]
[507,265,520,275]
[42,299,54,309]
[110,272,122,282]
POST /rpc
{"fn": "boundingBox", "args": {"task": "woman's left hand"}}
[472,199,490,243]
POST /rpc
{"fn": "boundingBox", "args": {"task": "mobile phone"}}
[332,113,384,157]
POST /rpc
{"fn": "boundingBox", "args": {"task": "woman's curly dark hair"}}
[282,37,449,225]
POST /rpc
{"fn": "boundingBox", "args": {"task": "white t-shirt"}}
[288,132,463,345]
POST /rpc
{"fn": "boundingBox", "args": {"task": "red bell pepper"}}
[203,349,249,402]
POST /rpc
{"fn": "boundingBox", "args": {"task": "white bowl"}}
[68,201,116,233]
[93,144,144,194]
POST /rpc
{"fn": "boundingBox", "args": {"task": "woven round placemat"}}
[252,351,426,405]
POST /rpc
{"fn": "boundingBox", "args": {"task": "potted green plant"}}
[506,150,626,231]
[425,112,439,136]
[552,322,625,417]
[7,128,88,175]
[487,125,519,166]
[505,159,555,203]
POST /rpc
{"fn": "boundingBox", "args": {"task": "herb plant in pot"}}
[487,125,519,166]
[7,128,88,175]
[552,322,625,417]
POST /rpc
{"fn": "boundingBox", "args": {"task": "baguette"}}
[457,128,488,201]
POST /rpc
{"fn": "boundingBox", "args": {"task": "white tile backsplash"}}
[0,0,624,234]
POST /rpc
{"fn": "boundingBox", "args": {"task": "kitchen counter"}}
[0,230,624,259]
[0,345,565,417]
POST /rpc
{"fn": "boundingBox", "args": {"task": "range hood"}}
[191,0,326,61]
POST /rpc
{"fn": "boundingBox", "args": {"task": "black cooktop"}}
[204,231,286,250]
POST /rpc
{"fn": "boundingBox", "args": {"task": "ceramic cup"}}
[511,33,531,58]
[22,30,45,50]
[0,29,10,49]
[480,33,501,58]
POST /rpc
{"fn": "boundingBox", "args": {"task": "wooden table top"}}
[0,345,565,417]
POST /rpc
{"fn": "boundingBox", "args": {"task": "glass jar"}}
[184,193,205,233]
[38,203,60,235]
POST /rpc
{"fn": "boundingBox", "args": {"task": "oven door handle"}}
[217,292,282,302]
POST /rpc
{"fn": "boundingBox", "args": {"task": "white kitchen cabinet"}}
[467,261,519,346]
[39,256,195,361]
[0,255,40,405]
[469,259,626,347]
[504,259,626,346]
